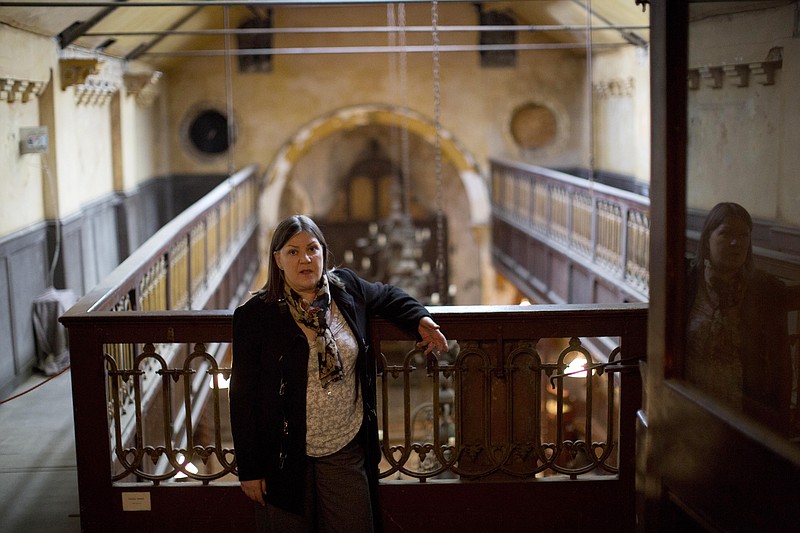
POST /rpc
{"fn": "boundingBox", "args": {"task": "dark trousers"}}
[255,437,374,533]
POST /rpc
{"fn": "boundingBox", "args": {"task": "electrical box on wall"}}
[20,126,49,154]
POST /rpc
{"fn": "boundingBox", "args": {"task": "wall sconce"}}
[124,71,162,107]
[565,354,595,379]
[60,58,101,91]
[208,373,230,390]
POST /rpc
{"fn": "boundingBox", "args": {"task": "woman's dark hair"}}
[694,202,754,274]
[258,215,335,302]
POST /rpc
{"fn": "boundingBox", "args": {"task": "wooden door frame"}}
[641,1,800,530]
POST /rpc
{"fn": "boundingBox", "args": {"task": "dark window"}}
[188,110,230,154]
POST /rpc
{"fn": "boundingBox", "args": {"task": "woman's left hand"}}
[417,316,449,356]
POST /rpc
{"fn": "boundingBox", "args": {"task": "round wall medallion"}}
[510,103,557,150]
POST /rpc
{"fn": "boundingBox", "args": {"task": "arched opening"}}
[260,104,489,304]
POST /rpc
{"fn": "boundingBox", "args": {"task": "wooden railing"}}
[80,165,259,316]
[62,306,646,530]
[490,158,650,303]
[60,165,261,531]
[59,161,647,531]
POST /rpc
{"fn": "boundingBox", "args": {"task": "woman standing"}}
[230,215,448,532]
[685,202,790,433]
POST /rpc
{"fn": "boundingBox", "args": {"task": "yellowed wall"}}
[163,4,590,178]
[0,23,166,240]
[0,25,52,235]
[158,4,647,305]
[592,46,651,181]
[116,69,168,192]
[687,3,800,226]
[1,5,649,244]
[49,55,115,218]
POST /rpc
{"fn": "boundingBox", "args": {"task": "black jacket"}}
[229,268,431,516]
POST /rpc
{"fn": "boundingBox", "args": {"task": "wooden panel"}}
[0,224,48,395]
[0,258,15,389]
[657,383,800,530]
[7,232,48,375]
[549,254,569,303]
[569,264,592,303]
[642,2,800,531]
[380,479,633,532]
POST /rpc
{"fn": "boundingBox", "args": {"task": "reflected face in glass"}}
[274,231,324,298]
[708,216,750,274]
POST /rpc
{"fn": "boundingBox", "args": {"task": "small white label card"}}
[122,492,151,511]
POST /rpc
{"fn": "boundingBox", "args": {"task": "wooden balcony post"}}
[620,205,631,282]
[66,322,116,530]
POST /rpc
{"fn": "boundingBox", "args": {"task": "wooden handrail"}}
[64,164,259,316]
[58,302,647,531]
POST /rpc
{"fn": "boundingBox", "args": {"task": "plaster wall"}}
[1,24,166,240]
[592,46,651,181]
[0,25,52,235]
[161,4,646,305]
[114,72,168,194]
[49,56,115,219]
[163,4,590,178]
[687,3,800,226]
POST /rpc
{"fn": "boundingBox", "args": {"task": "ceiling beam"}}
[125,6,205,61]
[86,24,650,38]
[569,0,648,47]
[139,41,629,58]
[0,0,510,6]
[57,1,128,49]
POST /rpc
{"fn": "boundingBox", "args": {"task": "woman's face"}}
[274,231,324,297]
[708,216,750,274]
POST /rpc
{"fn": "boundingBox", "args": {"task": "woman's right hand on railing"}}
[240,478,266,506]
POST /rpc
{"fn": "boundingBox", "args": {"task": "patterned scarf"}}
[701,259,744,354]
[703,259,745,310]
[283,274,343,388]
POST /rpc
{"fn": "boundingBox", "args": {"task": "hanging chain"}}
[387,4,401,214]
[388,4,411,217]
[585,0,597,263]
[223,6,235,177]
[399,4,411,216]
[585,0,595,185]
[431,0,446,303]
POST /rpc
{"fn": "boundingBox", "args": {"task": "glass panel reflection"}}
[685,1,800,441]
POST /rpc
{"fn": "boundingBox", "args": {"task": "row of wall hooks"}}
[688,47,783,90]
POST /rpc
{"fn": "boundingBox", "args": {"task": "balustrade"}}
[59,162,646,530]
[491,158,650,303]
[61,301,646,530]
[83,306,645,487]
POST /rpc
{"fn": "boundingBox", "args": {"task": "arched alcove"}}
[260,104,489,304]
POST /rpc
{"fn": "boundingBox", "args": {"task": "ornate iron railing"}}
[105,341,234,483]
[62,165,260,484]
[86,306,645,486]
[62,303,646,530]
[374,307,646,482]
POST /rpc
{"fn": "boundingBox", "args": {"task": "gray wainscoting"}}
[0,173,226,399]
